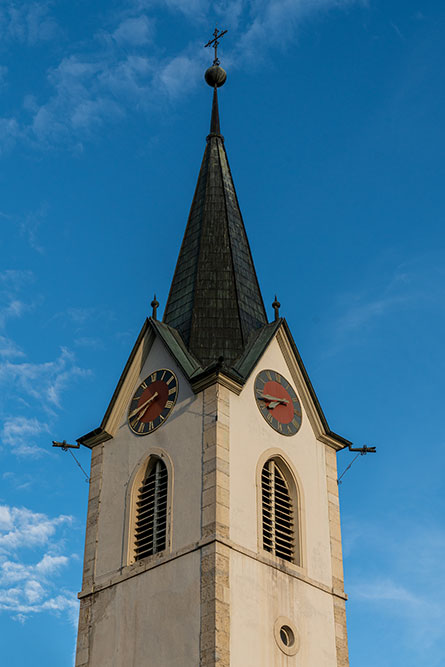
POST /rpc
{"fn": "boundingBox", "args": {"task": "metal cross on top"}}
[204,27,228,66]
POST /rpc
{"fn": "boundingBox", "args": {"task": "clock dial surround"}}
[254,369,302,436]
[128,369,178,435]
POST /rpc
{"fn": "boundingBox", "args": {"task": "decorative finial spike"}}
[204,27,227,89]
[204,27,228,67]
[209,86,221,136]
[272,295,281,321]
[151,294,159,320]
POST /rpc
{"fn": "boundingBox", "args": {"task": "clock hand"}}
[129,392,159,420]
[137,396,160,420]
[258,394,289,409]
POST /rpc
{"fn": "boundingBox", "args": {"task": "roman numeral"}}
[168,387,176,396]
[165,400,173,409]
[167,375,175,385]
[141,381,147,390]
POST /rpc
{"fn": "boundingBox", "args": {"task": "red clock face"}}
[254,370,302,436]
[128,369,178,435]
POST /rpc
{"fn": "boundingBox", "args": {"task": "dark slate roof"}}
[163,87,268,367]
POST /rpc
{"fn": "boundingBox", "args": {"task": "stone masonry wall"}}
[75,444,104,667]
[200,383,231,666]
[325,446,349,667]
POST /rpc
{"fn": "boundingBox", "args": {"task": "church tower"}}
[74,45,350,667]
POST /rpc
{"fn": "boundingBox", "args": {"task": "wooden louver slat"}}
[134,459,168,561]
[261,460,294,563]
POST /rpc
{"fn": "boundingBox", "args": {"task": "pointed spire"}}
[151,294,159,320]
[209,86,221,137]
[163,44,268,367]
[272,296,281,321]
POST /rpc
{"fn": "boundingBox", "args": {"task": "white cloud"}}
[0,270,34,292]
[1,416,49,456]
[74,336,104,350]
[0,505,76,624]
[345,518,445,658]
[113,15,153,45]
[237,0,360,59]
[0,116,21,154]
[0,1,60,45]
[0,335,24,359]
[0,346,91,412]
[0,0,366,152]
[351,578,422,605]
[0,506,71,553]
[0,299,30,328]
[157,53,204,98]
[327,257,445,349]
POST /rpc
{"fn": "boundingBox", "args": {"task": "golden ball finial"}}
[205,65,227,88]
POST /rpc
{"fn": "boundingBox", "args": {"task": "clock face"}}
[128,369,178,435]
[254,370,302,436]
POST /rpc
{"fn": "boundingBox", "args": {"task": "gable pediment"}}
[77,318,204,447]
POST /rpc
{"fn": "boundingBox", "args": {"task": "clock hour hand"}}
[129,392,159,420]
[258,393,290,409]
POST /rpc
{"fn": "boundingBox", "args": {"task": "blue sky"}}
[0,0,444,665]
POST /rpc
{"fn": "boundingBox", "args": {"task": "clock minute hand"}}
[259,393,290,409]
[129,392,159,420]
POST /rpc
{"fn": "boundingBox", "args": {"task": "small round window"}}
[274,617,299,656]
[280,625,295,647]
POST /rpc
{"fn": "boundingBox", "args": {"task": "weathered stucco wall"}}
[227,335,342,664]
[87,551,201,666]
[230,550,337,666]
[95,336,203,580]
[229,336,333,587]
[76,329,348,666]
[76,336,205,666]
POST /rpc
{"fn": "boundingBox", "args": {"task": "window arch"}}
[133,457,168,561]
[261,457,300,565]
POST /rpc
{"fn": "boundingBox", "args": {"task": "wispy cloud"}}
[0,505,77,624]
[236,0,360,61]
[345,517,445,658]
[0,1,60,45]
[351,578,422,605]
[0,270,34,291]
[1,417,49,456]
[74,336,104,350]
[0,0,366,152]
[0,299,31,328]
[0,271,34,327]
[0,346,91,411]
[0,270,92,455]
[0,336,24,359]
[113,15,153,46]
[0,505,71,553]
[327,256,445,350]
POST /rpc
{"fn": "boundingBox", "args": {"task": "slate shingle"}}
[163,88,267,367]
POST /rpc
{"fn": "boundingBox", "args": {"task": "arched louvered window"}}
[134,458,168,561]
[261,458,297,564]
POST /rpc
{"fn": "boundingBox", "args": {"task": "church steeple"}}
[163,62,268,367]
[75,32,351,667]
